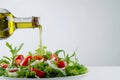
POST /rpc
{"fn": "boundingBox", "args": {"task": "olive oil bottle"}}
[0,8,42,39]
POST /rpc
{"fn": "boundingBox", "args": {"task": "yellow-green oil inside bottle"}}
[0,12,14,38]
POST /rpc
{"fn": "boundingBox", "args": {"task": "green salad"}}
[0,42,87,78]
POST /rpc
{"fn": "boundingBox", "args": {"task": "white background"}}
[0,0,120,66]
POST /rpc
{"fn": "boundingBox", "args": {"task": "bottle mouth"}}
[0,8,10,13]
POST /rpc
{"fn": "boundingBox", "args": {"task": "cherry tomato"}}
[57,61,66,68]
[31,68,45,78]
[0,63,8,69]
[33,55,43,60]
[51,53,58,61]
[15,55,24,60]
[14,55,24,65]
[20,56,32,66]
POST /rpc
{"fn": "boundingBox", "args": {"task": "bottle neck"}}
[14,17,40,28]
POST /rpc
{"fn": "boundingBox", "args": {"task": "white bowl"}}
[0,74,87,80]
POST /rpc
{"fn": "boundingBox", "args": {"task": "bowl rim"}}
[0,73,88,79]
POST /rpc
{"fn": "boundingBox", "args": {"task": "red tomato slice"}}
[14,55,24,65]
[9,69,18,72]
[31,68,45,78]
[0,63,8,69]
[51,53,58,61]
[20,56,32,66]
[15,55,24,60]
[57,61,66,68]
[33,55,43,60]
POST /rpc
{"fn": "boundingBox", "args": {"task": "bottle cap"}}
[32,17,40,27]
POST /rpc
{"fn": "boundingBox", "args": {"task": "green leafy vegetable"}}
[6,42,23,66]
[65,63,87,76]
[0,66,6,76]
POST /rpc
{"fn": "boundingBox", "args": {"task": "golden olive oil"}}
[39,25,43,54]
[0,12,14,38]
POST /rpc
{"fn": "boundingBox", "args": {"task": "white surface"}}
[0,0,120,66]
[84,67,120,80]
[0,67,120,80]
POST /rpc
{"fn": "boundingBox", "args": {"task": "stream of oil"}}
[39,25,42,55]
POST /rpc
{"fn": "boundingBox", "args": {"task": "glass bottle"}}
[0,8,41,39]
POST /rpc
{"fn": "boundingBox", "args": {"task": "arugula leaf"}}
[0,59,9,64]
[3,56,11,61]
[3,56,11,63]
[54,50,65,57]
[65,52,78,64]
[6,42,23,66]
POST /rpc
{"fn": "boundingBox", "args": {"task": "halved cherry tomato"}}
[31,68,45,78]
[0,63,9,69]
[15,55,24,60]
[57,60,66,68]
[51,53,58,61]
[14,55,24,65]
[9,69,18,72]
[20,56,32,66]
[33,55,43,60]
